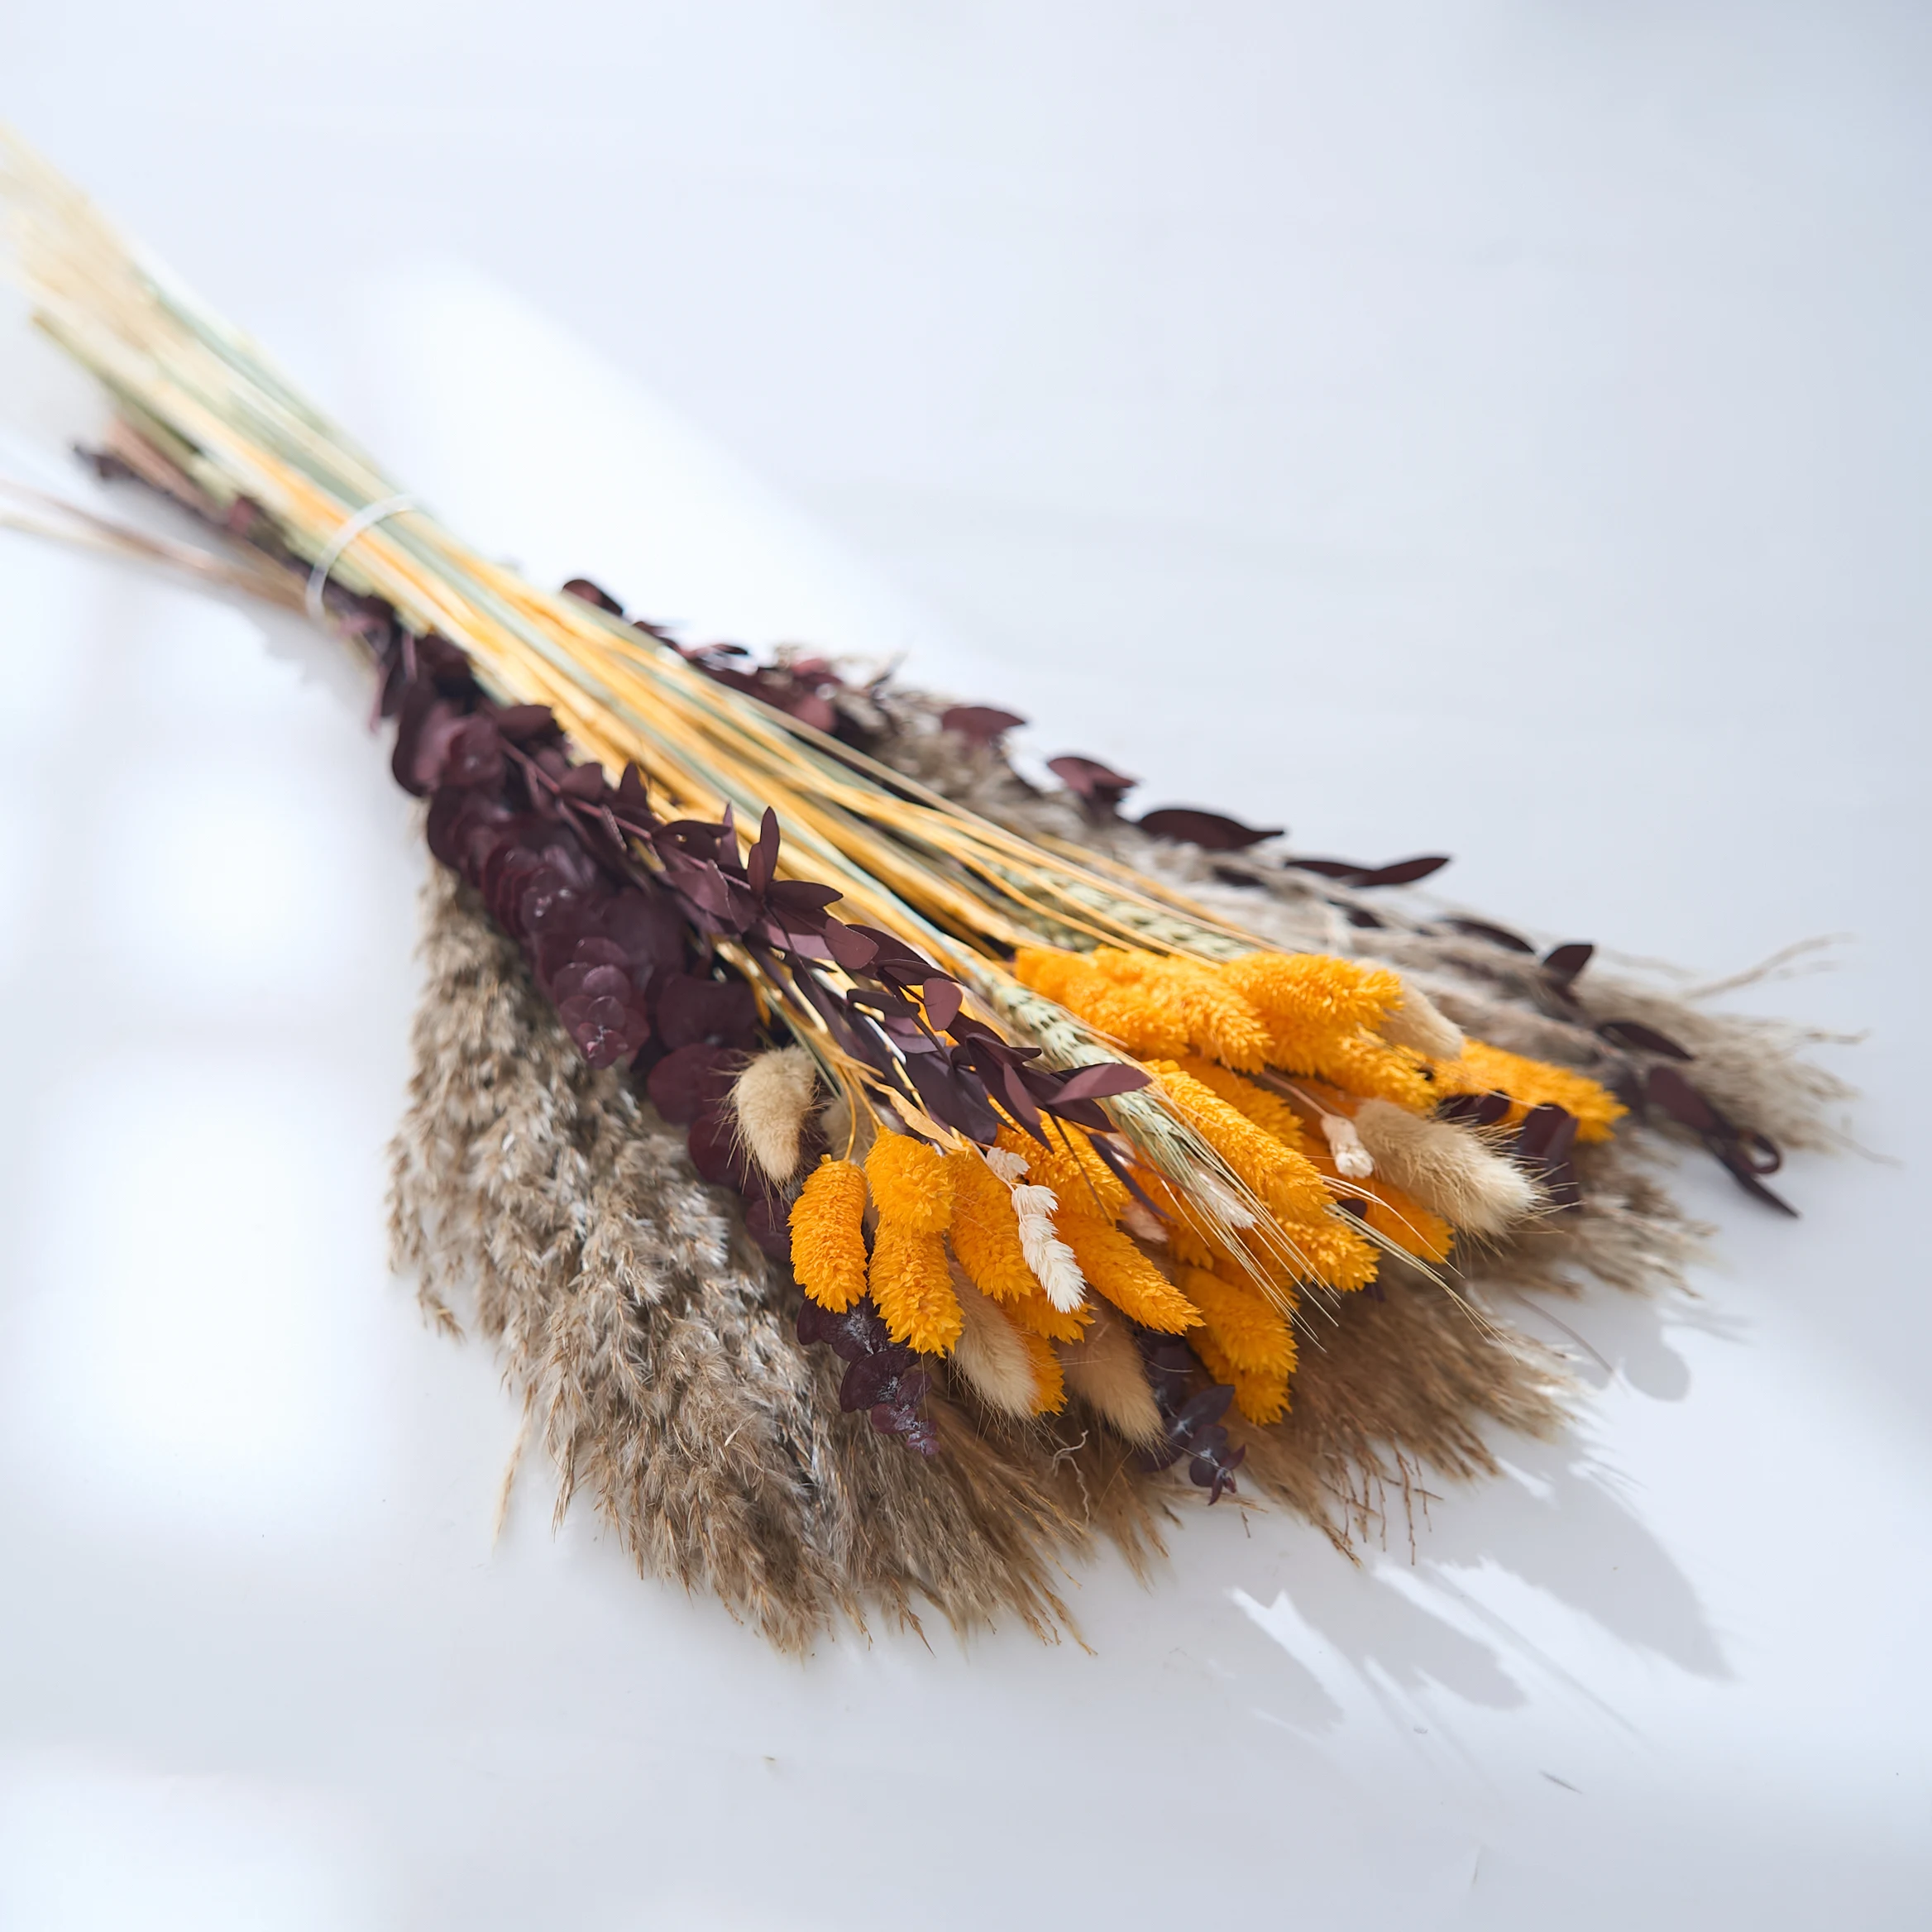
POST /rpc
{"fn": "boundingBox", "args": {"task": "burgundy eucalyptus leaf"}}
[687,1107,747,1188]
[441,716,505,790]
[1645,1065,1722,1136]
[920,977,964,1033]
[1542,941,1596,987]
[1136,807,1283,852]
[1050,1062,1153,1102]
[561,576,624,615]
[1437,1090,1514,1128]
[1046,754,1138,815]
[556,763,607,803]
[493,703,558,743]
[658,973,759,1051]
[1514,1102,1579,1167]
[940,704,1026,746]
[1597,1019,1694,1060]
[1442,917,1537,954]
[646,1042,736,1124]
[823,922,880,971]
[767,879,844,916]
[747,807,781,896]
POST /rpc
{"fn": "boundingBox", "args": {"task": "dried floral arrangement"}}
[1,138,1854,1648]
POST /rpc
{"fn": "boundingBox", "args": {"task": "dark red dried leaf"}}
[561,576,624,615]
[1046,754,1137,813]
[940,705,1027,746]
[1137,807,1283,852]
[1597,1020,1693,1061]
[1542,941,1596,986]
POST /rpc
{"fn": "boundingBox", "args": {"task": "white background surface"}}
[2,6,1929,1927]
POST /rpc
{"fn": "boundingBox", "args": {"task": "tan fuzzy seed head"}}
[1352,1098,1537,1236]
[1378,978,1466,1060]
[1057,1302,1164,1446]
[728,1045,820,1184]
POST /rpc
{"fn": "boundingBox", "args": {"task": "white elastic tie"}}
[304,492,418,624]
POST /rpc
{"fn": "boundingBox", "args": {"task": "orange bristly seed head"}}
[992,1125,1126,1220]
[944,1152,1039,1303]
[1148,1063,1333,1223]
[1002,1286,1094,1346]
[788,1156,871,1312]
[1284,1215,1381,1292]
[1177,1266,1298,1380]
[1296,1033,1437,1112]
[864,1131,954,1233]
[1171,1058,1311,1152]
[1085,949,1274,1073]
[1432,1039,1628,1143]
[1361,1182,1454,1263]
[1221,952,1402,1034]
[1188,1210,1380,1297]
[1188,1327,1290,1427]
[1016,1327,1068,1415]
[869,1222,964,1354]
[1014,946,1192,1059]
[1055,1212,1200,1333]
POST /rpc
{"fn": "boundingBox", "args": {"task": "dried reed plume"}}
[391,867,1097,1649]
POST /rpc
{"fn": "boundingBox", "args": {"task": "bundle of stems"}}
[2,132,1846,1639]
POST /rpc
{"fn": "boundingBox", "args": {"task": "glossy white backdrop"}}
[2,6,1928,1928]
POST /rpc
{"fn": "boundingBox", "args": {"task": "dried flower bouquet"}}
[0,135,1852,1648]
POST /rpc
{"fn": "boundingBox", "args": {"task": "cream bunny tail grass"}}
[1350,1098,1540,1237]
[1057,1303,1164,1447]
[729,1045,821,1184]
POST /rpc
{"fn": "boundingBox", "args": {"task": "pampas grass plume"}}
[1352,1098,1537,1236]
[729,1045,820,1182]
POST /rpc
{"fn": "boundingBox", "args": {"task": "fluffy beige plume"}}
[1058,1303,1163,1446]
[728,1046,820,1183]
[1379,978,1466,1059]
[952,1279,1045,1418]
[1352,1098,1537,1236]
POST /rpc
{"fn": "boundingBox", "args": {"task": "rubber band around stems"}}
[304,492,418,624]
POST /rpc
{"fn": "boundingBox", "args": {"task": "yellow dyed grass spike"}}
[1361,1183,1454,1264]
[1188,1327,1290,1427]
[1220,951,1401,1035]
[944,1151,1038,1302]
[1087,949,1274,1072]
[1056,1213,1200,1333]
[1176,1266,1298,1380]
[1304,1146,1456,1264]
[870,1222,964,1354]
[789,1156,870,1311]
[1149,1063,1332,1222]
[1171,1058,1311,1152]
[1012,948,1190,1059]
[865,1131,954,1232]
[1164,1192,1380,1295]
[1432,1039,1628,1143]
[1016,1327,1068,1415]
[1002,1287,1094,1346]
